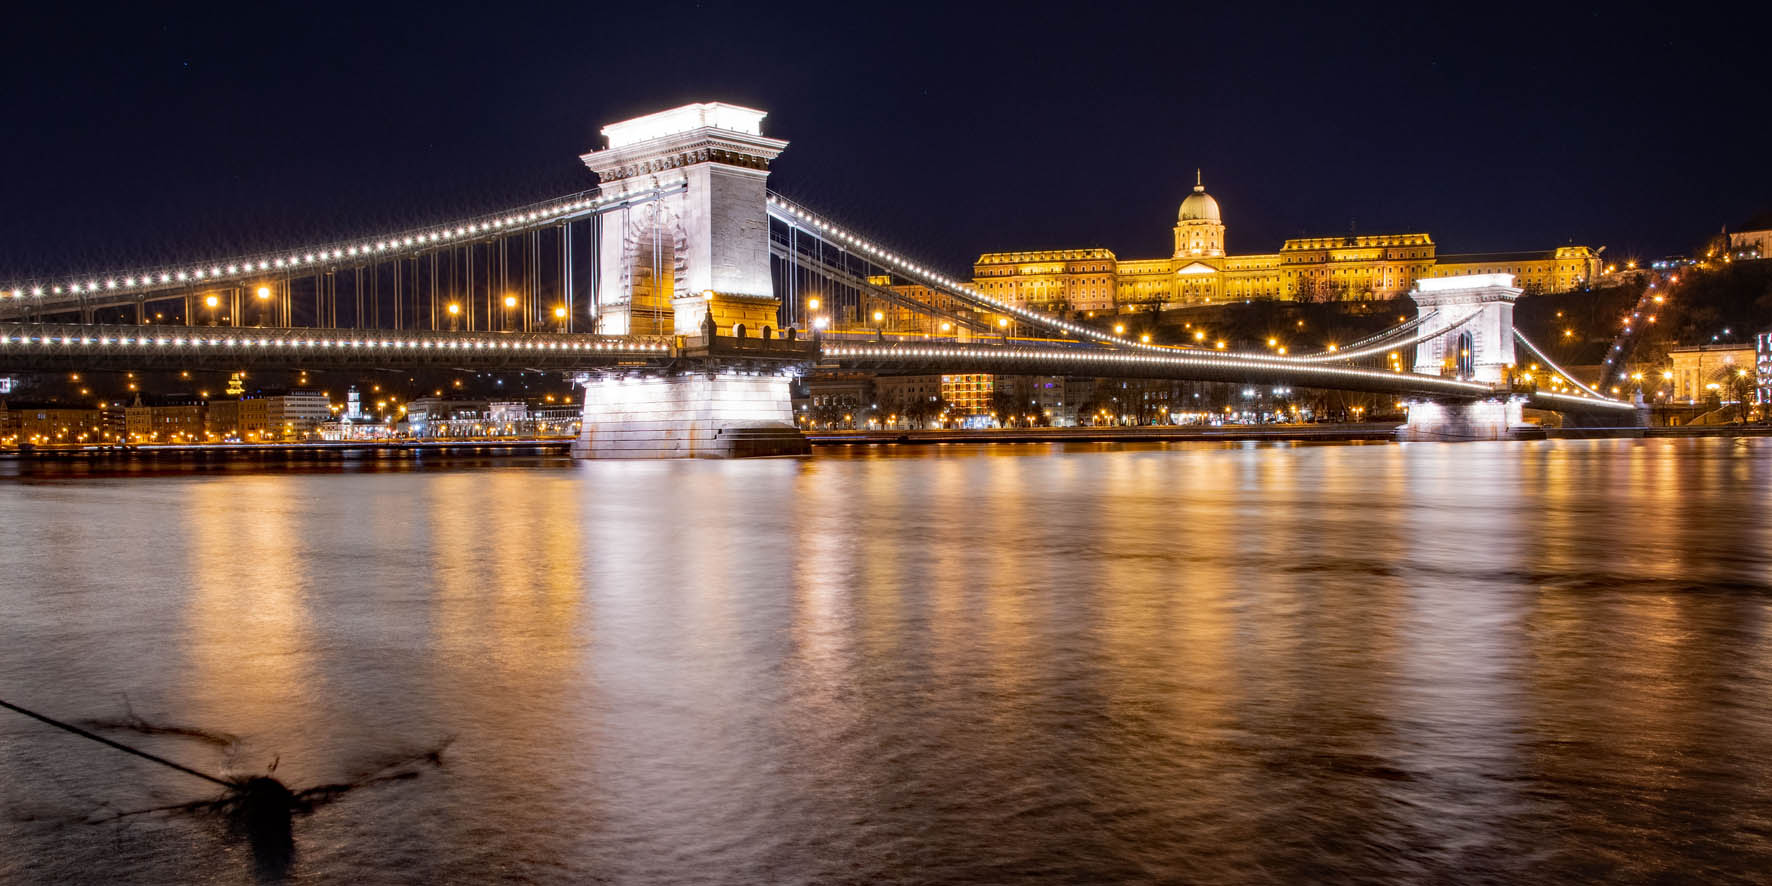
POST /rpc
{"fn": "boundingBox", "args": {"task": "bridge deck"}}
[0,322,1638,419]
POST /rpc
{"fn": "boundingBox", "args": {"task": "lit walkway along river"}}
[3,439,1771,883]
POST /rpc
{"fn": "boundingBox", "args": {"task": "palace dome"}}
[1178,170,1221,223]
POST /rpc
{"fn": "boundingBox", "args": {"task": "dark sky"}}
[3,1,1766,281]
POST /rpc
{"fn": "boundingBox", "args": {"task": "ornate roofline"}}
[581,127,789,183]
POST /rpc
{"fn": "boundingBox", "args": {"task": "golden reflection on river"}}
[3,438,1772,883]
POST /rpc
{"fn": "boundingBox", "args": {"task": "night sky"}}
[3,1,1767,282]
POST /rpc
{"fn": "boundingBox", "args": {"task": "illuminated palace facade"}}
[971,173,1603,313]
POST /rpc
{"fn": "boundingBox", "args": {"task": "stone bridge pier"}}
[1398,274,1534,441]
[571,103,808,459]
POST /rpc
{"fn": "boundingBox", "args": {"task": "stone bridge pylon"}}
[571,103,808,459]
[1399,273,1530,441]
[579,102,787,339]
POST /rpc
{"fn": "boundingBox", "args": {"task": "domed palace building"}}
[971,172,1603,314]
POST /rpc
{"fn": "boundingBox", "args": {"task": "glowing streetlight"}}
[554,306,567,319]
[204,295,219,308]
[446,303,461,316]
[255,286,271,300]
[503,295,518,308]
[807,297,821,310]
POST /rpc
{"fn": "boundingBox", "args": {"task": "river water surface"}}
[3,439,1771,884]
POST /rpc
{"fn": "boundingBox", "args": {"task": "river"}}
[3,438,1770,883]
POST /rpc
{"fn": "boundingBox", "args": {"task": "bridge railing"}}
[0,322,678,371]
[699,333,819,361]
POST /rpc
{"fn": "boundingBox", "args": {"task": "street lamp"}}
[446,302,461,331]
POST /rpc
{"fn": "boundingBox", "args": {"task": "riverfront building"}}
[122,391,332,442]
[972,172,1604,312]
[1667,343,1756,404]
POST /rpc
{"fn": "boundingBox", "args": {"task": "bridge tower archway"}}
[1455,330,1475,379]
[608,204,689,336]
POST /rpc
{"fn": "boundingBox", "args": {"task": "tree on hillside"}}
[1714,365,1758,423]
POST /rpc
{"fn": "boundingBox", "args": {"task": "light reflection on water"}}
[2,439,1771,883]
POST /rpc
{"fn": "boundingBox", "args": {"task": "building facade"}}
[125,401,205,442]
[973,172,1603,312]
[1758,329,1772,406]
[1,405,107,444]
[1668,344,1756,403]
[1730,228,1771,262]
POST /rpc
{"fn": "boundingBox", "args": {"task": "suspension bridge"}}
[0,102,1641,457]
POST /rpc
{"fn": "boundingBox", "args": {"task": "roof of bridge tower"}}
[600,102,769,148]
[1178,169,1221,223]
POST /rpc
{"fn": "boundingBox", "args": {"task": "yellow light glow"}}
[503,295,518,308]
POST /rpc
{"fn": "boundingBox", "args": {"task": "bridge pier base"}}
[571,372,810,459]
[1398,396,1539,442]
